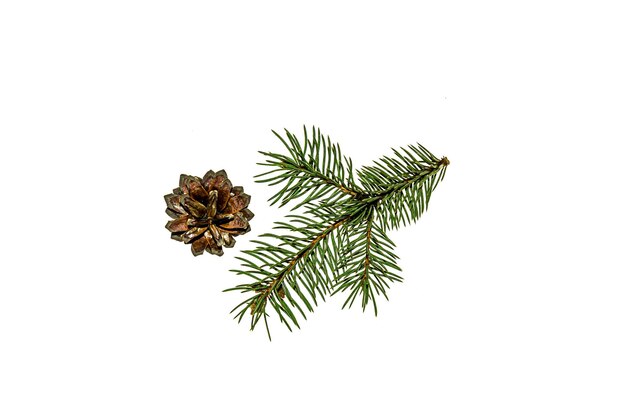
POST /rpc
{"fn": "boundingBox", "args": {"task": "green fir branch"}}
[358,144,449,230]
[332,210,403,315]
[255,127,364,208]
[225,126,449,338]
[226,212,349,340]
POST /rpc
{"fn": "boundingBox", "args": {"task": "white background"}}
[1,1,625,416]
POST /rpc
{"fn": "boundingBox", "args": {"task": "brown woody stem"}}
[259,215,350,300]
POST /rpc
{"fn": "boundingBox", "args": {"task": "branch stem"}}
[293,162,360,197]
[369,158,448,200]
[260,215,350,299]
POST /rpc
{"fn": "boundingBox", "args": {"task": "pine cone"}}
[164,170,254,256]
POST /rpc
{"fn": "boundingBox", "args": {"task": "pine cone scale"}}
[191,235,208,256]
[205,190,218,218]
[224,194,251,214]
[241,208,254,220]
[208,224,225,247]
[204,231,224,256]
[201,170,216,189]
[222,233,236,248]
[166,217,189,233]
[216,181,232,211]
[181,196,207,218]
[182,226,208,243]
[164,193,186,215]
[218,212,249,231]
[188,181,210,205]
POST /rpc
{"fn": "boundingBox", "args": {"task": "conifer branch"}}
[332,209,403,315]
[255,127,364,208]
[362,154,449,230]
[225,126,449,338]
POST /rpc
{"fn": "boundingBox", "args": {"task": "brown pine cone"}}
[164,170,254,256]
